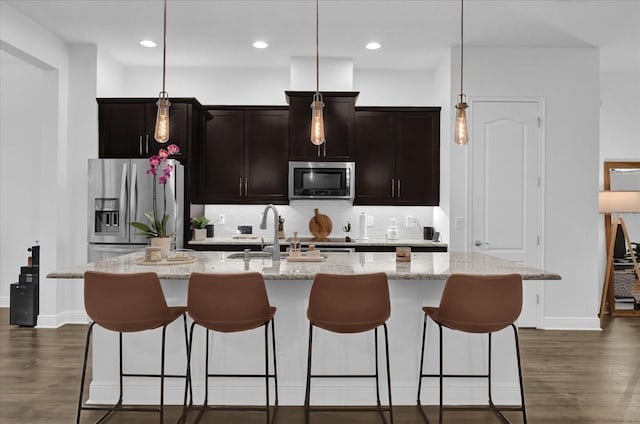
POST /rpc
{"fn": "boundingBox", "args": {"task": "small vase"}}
[193,228,206,241]
[150,237,171,258]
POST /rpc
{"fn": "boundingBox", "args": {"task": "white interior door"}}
[470,99,542,328]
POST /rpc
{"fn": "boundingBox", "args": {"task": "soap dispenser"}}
[386,218,399,240]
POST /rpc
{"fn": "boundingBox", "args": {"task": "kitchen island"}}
[48,251,560,407]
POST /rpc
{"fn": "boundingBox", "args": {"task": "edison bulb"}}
[310,98,325,146]
[154,97,171,143]
[455,101,468,146]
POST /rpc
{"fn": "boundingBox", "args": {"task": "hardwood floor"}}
[1,308,638,423]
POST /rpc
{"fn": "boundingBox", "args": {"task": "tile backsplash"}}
[203,201,437,240]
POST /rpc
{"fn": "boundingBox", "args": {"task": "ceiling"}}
[4,0,640,72]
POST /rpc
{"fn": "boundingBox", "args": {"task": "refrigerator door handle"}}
[130,162,137,230]
[120,162,128,235]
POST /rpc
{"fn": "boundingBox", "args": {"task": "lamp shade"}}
[598,191,640,213]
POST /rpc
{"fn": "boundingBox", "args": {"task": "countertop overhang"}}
[188,237,448,248]
[48,251,561,281]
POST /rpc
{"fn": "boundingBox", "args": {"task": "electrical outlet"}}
[367,215,374,226]
[218,214,225,225]
[405,215,415,227]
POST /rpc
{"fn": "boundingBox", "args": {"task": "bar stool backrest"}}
[188,272,272,333]
[308,272,390,333]
[436,273,523,333]
[84,271,172,332]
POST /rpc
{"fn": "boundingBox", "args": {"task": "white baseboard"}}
[36,310,88,328]
[0,296,8,308]
[88,380,523,406]
[541,316,601,330]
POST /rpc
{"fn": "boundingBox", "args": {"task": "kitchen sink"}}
[226,251,289,259]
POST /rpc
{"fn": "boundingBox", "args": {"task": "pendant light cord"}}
[162,0,167,94]
[315,0,320,95]
[460,0,464,96]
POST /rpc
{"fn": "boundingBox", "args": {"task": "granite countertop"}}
[48,251,561,281]
[189,237,448,248]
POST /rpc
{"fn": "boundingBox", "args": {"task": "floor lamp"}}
[598,191,640,327]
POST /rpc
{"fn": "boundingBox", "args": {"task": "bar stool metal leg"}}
[383,323,394,424]
[513,324,528,424]
[417,319,527,424]
[186,320,278,424]
[304,323,393,424]
[416,315,430,423]
[304,323,313,424]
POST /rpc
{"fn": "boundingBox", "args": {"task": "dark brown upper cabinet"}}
[354,107,440,206]
[193,107,289,205]
[97,98,208,164]
[286,91,359,161]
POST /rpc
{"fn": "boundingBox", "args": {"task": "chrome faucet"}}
[259,204,280,261]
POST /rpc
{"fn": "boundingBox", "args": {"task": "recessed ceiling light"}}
[253,41,269,49]
[365,42,382,50]
[140,40,157,48]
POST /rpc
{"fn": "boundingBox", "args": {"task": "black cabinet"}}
[97,98,207,163]
[354,107,440,206]
[286,91,358,161]
[194,107,289,204]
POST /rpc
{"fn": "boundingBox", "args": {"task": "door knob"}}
[474,240,489,247]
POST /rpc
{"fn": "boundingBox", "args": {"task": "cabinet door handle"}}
[244,178,248,196]
[323,141,326,157]
[391,179,395,198]
[145,134,149,155]
[397,179,401,198]
[239,177,243,196]
[139,136,143,156]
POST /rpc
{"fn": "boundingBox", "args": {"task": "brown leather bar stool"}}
[77,271,189,424]
[416,273,527,424]
[184,272,278,423]
[305,272,393,424]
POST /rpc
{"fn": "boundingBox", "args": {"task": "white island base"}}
[49,251,560,407]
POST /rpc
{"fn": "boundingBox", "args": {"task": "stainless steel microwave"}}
[288,161,355,200]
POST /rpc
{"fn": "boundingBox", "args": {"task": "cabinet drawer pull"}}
[244,178,248,196]
[145,134,149,155]
[239,177,243,196]
[391,179,395,197]
[139,136,143,156]
[397,179,401,198]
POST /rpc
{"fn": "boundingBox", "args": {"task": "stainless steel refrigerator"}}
[87,158,184,262]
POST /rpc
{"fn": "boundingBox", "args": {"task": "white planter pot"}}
[193,228,207,241]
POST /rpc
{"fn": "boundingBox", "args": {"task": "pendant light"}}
[154,0,170,143]
[310,0,325,147]
[454,0,469,146]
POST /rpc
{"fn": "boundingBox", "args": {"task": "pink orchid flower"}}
[158,149,169,159]
[167,144,180,155]
[149,156,161,167]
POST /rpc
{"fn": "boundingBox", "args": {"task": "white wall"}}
[123,66,290,105]
[67,43,98,260]
[0,61,43,306]
[449,47,601,329]
[599,72,640,166]
[291,56,353,91]
[0,1,71,324]
[97,48,125,97]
